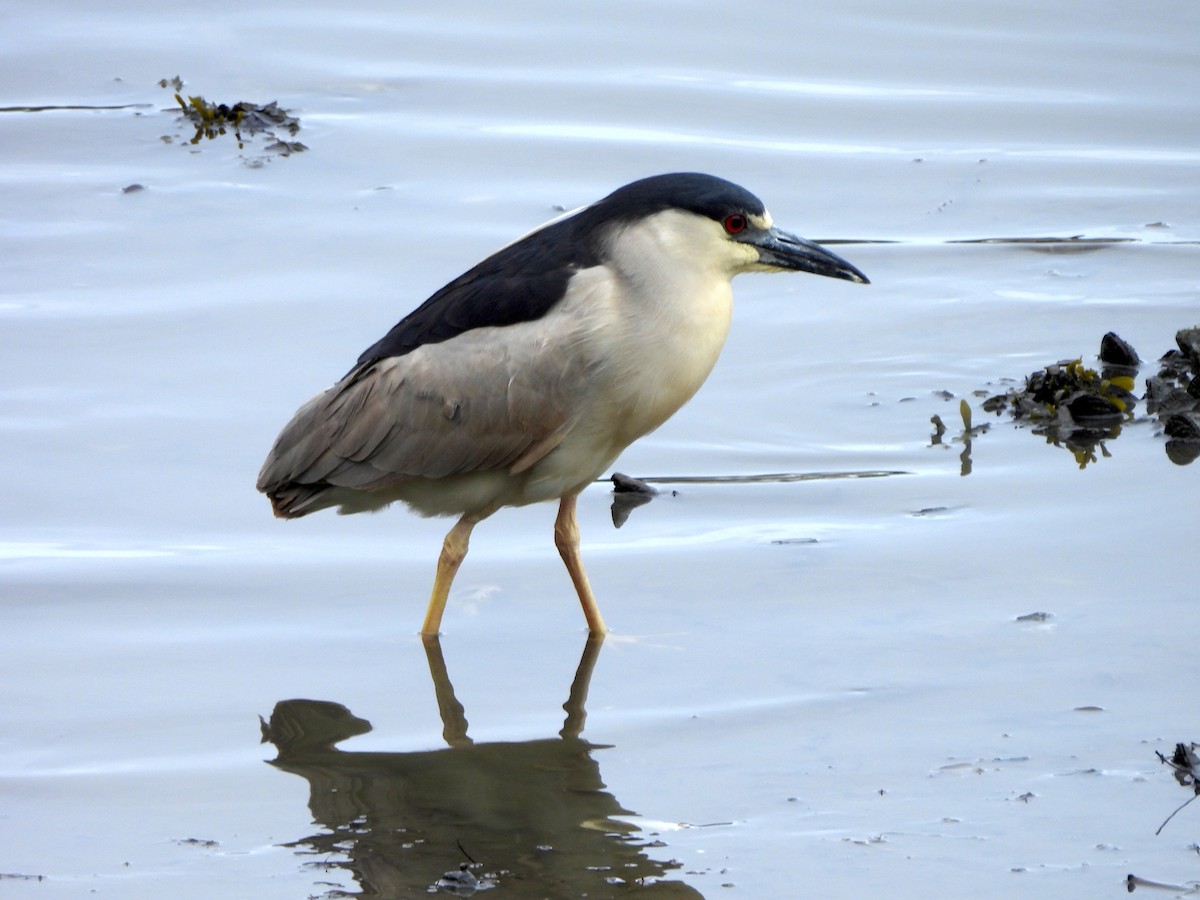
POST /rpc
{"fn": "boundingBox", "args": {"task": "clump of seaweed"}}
[159,76,306,159]
[1115,741,1199,890]
[1146,327,1200,464]
[980,332,1138,468]
[967,328,1200,467]
[929,399,989,477]
[1153,742,1198,835]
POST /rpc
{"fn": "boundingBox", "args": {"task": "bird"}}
[257,172,868,636]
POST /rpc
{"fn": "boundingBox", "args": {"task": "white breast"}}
[489,209,746,505]
[520,210,739,498]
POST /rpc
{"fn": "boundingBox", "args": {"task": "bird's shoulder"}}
[354,215,602,370]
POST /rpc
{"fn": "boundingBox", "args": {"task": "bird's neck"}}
[605,267,735,441]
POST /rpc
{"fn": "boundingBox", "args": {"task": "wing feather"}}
[257,321,598,507]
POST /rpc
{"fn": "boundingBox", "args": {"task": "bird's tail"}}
[261,482,335,519]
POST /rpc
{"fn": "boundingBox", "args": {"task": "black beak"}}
[750,227,869,284]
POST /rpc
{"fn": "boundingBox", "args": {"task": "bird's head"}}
[586,172,869,285]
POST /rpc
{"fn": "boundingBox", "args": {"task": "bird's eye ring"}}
[723,214,747,235]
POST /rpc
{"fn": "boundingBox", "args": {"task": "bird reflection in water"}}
[261,637,702,897]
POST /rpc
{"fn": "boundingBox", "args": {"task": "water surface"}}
[3,2,1199,897]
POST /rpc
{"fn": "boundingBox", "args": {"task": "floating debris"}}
[263,138,306,157]
[1147,327,1200,465]
[1155,742,1199,837]
[0,103,150,113]
[611,472,658,495]
[982,356,1135,426]
[1160,743,1200,790]
[173,94,303,143]
[965,328,1200,467]
[949,235,1137,254]
[1100,332,1140,368]
[435,862,487,896]
[605,470,905,528]
[929,398,985,475]
[161,77,306,162]
[979,333,1139,468]
[930,414,946,443]
[173,837,219,848]
[610,472,659,529]
[1125,872,1200,894]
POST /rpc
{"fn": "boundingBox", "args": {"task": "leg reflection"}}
[262,633,700,897]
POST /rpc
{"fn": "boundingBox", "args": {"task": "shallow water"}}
[3,2,1199,897]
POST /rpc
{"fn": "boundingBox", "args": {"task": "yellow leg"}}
[554,494,608,635]
[421,514,480,636]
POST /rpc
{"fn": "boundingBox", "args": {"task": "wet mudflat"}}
[2,2,1199,897]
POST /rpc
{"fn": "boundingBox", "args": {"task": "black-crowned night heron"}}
[258,173,868,635]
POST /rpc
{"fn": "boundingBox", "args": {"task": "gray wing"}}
[256,324,597,510]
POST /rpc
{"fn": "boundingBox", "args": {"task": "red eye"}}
[723,214,747,235]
